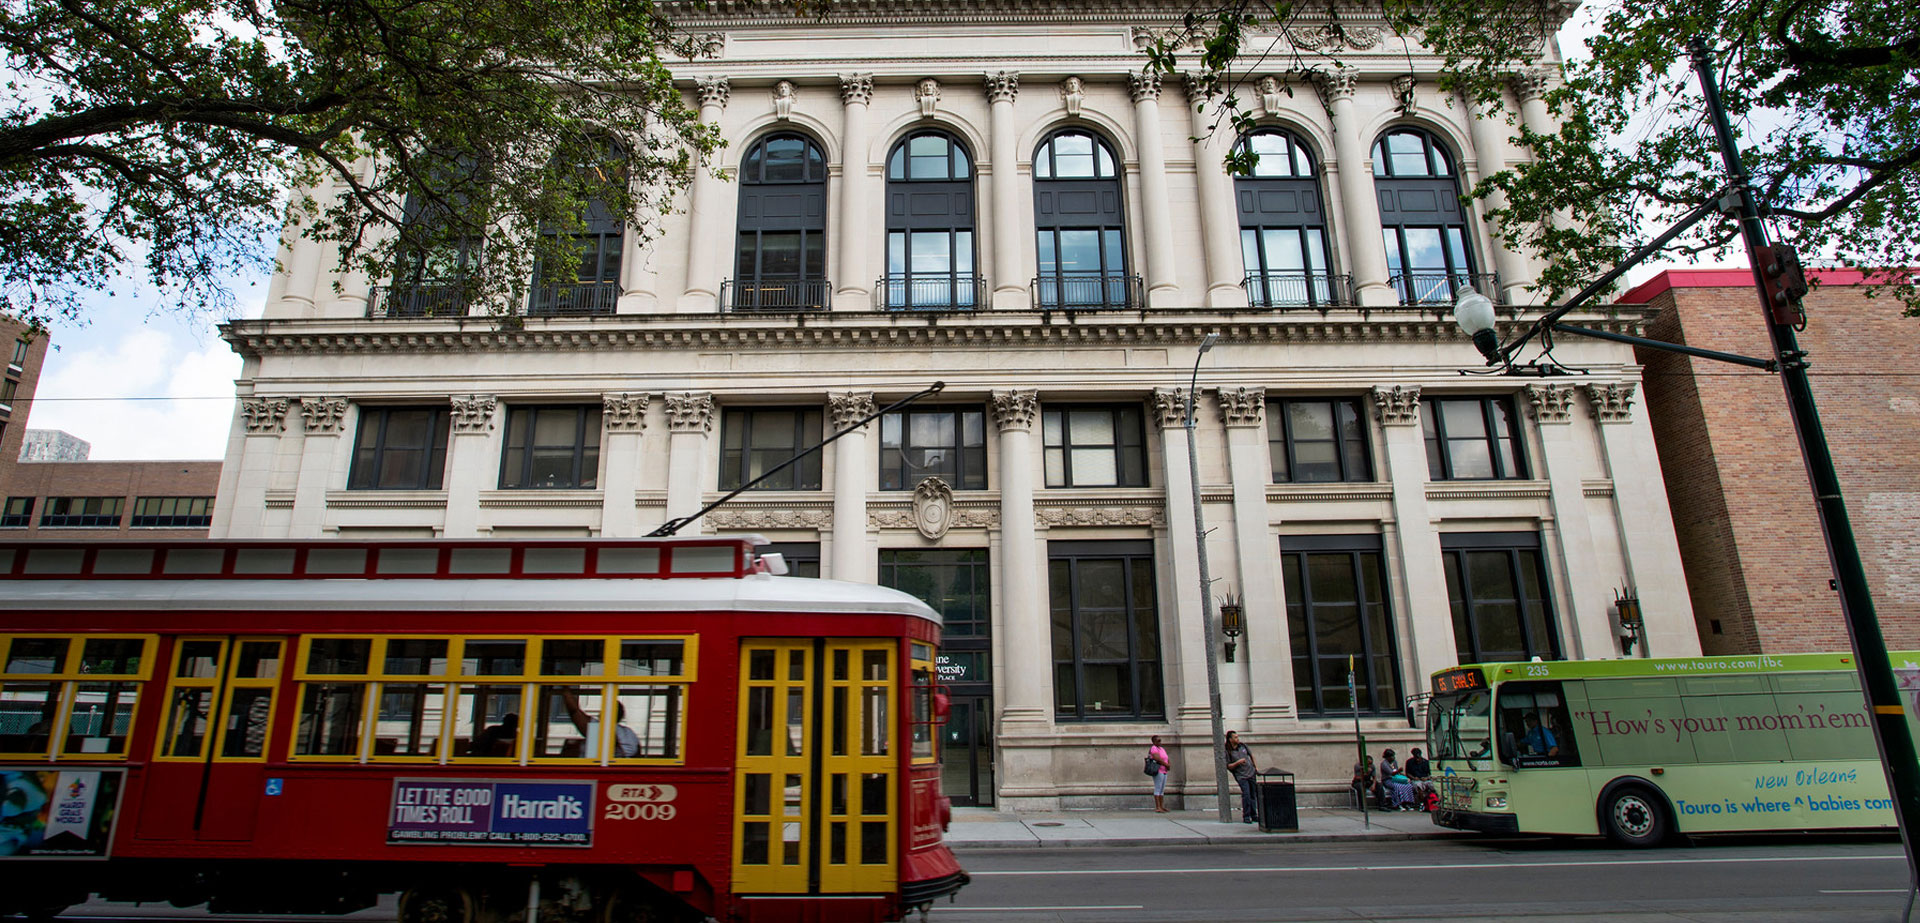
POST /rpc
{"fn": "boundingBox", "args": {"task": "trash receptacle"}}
[1256,769,1298,832]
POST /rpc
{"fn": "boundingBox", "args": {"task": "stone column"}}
[1370,386,1456,679]
[679,77,730,311]
[274,195,325,316]
[600,393,649,536]
[1322,70,1395,307]
[829,391,876,581]
[1216,387,1291,728]
[1586,382,1701,658]
[1128,71,1180,305]
[991,389,1047,727]
[225,398,291,537]
[1184,74,1250,308]
[984,72,1026,309]
[1464,91,1533,306]
[441,395,499,537]
[835,74,875,311]
[1525,383,1611,660]
[618,228,659,314]
[1510,69,1556,138]
[1151,388,1212,734]
[663,392,715,528]
[290,397,348,537]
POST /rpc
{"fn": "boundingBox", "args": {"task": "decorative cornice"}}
[868,495,1000,531]
[242,397,290,435]
[604,392,650,433]
[220,310,1656,360]
[450,394,496,434]
[1127,70,1161,103]
[665,391,716,433]
[839,72,874,106]
[1523,383,1575,423]
[1035,498,1166,528]
[704,501,833,531]
[984,70,1019,104]
[1582,479,1615,498]
[263,489,295,509]
[1425,482,1552,501]
[915,77,941,118]
[1369,385,1421,426]
[990,388,1038,432]
[478,491,605,509]
[1585,382,1637,423]
[828,391,877,429]
[1267,483,1395,503]
[324,490,450,510]
[1150,387,1191,431]
[1216,386,1266,428]
[696,75,729,108]
[298,396,347,434]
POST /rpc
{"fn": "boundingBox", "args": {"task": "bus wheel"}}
[1602,786,1668,847]
[399,886,476,923]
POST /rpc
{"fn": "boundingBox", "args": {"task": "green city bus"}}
[1427,652,1920,846]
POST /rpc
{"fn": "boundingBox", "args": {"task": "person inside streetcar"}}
[561,688,640,758]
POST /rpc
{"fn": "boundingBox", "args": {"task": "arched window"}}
[1234,129,1340,307]
[1371,128,1481,305]
[1032,130,1137,309]
[884,131,977,309]
[731,132,829,311]
[381,153,486,318]
[530,140,626,316]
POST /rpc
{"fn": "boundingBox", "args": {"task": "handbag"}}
[1143,756,1159,776]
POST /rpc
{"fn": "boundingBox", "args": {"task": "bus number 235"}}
[605,803,677,821]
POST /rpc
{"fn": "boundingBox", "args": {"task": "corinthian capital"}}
[984,70,1020,105]
[696,76,730,109]
[665,392,716,433]
[1523,383,1575,424]
[829,391,877,429]
[839,73,873,106]
[242,397,290,435]
[604,392,650,433]
[1127,70,1162,103]
[298,396,348,435]
[450,394,497,434]
[1585,382,1637,423]
[990,389,1039,432]
[1216,386,1267,428]
[1510,67,1554,103]
[1315,67,1359,106]
[1369,385,1422,426]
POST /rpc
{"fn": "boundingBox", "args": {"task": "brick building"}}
[1627,269,1920,655]
[0,315,221,538]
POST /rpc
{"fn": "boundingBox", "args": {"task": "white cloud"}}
[27,328,240,461]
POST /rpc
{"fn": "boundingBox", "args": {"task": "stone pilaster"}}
[835,74,875,310]
[985,72,1026,309]
[1128,71,1179,304]
[1370,385,1456,678]
[663,392,715,527]
[1321,69,1394,306]
[1185,72,1250,308]
[1530,382,1611,659]
[679,77,730,311]
[443,394,499,537]
[1152,387,1212,732]
[601,393,650,535]
[829,391,877,581]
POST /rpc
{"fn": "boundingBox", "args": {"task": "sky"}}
[20,3,1715,462]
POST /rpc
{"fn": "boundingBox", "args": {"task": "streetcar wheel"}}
[400,886,476,923]
[1602,785,1668,847]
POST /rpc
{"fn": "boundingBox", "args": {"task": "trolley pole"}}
[1352,658,1368,829]
[1691,38,1920,888]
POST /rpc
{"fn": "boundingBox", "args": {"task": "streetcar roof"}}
[0,573,942,623]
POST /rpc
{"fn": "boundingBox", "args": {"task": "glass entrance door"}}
[941,695,993,807]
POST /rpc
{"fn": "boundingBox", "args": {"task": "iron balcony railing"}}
[1031,272,1146,310]
[1242,271,1356,309]
[367,282,471,319]
[528,280,620,316]
[875,274,987,311]
[1389,271,1502,306]
[721,278,832,313]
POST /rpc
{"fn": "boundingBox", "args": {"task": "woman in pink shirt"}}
[1148,735,1171,812]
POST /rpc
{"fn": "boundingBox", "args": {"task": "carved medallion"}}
[912,477,955,540]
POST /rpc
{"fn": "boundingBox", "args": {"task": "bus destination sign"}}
[1432,668,1487,695]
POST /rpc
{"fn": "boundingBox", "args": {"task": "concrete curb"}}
[951,828,1467,849]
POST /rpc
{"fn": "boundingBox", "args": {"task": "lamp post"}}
[1185,332,1233,822]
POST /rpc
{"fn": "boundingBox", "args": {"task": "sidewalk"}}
[946,805,1466,849]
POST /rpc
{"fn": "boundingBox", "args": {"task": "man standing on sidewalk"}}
[1224,731,1257,824]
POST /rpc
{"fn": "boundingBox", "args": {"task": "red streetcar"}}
[0,537,967,923]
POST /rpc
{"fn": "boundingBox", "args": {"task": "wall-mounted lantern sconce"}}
[1614,586,1644,657]
[1219,592,1245,663]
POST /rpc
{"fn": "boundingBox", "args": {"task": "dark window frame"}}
[40,496,124,528]
[350,406,453,491]
[1041,404,1148,488]
[499,405,602,490]
[879,406,987,491]
[1442,532,1561,665]
[1235,129,1339,307]
[1267,396,1373,483]
[1048,540,1164,720]
[0,496,32,528]
[1033,129,1132,309]
[719,407,824,491]
[734,132,830,290]
[1280,535,1402,715]
[1372,127,1479,304]
[130,497,214,528]
[1422,395,1528,480]
[879,548,990,641]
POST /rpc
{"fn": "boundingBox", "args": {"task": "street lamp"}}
[1185,332,1233,822]
[1453,290,1502,365]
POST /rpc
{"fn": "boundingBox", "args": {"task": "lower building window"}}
[880,408,986,490]
[1042,405,1147,488]
[131,497,214,528]
[1281,536,1401,715]
[350,406,452,490]
[500,405,601,489]
[1423,396,1527,480]
[1049,540,1163,719]
[1442,533,1560,664]
[1268,397,1372,483]
[40,497,123,528]
[720,407,823,490]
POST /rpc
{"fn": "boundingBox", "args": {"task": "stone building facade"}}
[215,1,1699,807]
[1629,270,1920,656]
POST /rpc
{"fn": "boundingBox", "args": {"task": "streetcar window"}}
[63,681,137,754]
[0,682,58,756]
[373,683,444,757]
[449,547,513,574]
[384,639,448,675]
[176,640,224,678]
[524,547,586,574]
[221,686,275,757]
[541,639,605,675]
[911,667,935,761]
[0,634,155,760]
[6,637,68,673]
[616,685,683,757]
[306,639,371,675]
[464,640,526,675]
[596,546,660,575]
[618,640,683,676]
[455,684,524,758]
[81,638,145,675]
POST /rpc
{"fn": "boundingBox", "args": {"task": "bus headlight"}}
[1485,795,1508,809]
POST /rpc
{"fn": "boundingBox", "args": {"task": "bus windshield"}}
[1428,689,1492,764]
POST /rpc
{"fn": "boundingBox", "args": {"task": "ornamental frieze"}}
[1035,502,1166,528]
[704,506,832,531]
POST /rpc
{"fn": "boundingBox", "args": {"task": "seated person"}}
[1350,754,1379,807]
[1378,749,1417,810]
[1519,712,1559,758]
[1405,747,1435,802]
[467,712,519,757]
